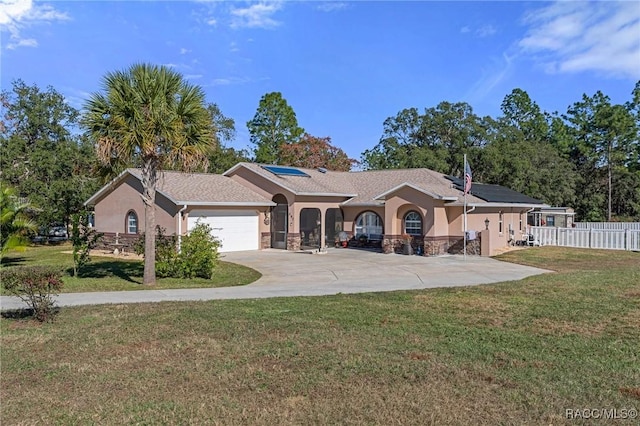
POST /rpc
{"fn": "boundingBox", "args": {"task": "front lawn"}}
[0,244,261,293]
[1,247,638,424]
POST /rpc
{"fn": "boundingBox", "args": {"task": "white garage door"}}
[187,210,259,252]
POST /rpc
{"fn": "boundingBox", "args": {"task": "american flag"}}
[464,160,472,195]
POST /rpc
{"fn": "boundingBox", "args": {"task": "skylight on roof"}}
[262,165,310,177]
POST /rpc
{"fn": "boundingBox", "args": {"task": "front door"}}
[271,203,288,249]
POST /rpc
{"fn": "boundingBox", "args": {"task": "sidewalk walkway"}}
[0,250,549,311]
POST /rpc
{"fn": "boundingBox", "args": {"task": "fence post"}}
[626,229,630,251]
[589,228,593,248]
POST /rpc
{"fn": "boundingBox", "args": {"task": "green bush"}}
[133,223,220,279]
[177,222,221,279]
[133,226,179,278]
[70,211,103,277]
[1,266,64,322]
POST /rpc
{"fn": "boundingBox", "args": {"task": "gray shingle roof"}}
[226,163,491,204]
[127,168,274,205]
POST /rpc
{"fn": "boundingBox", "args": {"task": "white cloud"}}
[180,47,191,55]
[465,53,514,103]
[230,2,282,29]
[6,37,36,49]
[519,1,640,79]
[460,26,470,34]
[0,0,69,49]
[476,24,496,38]
[316,2,348,13]
[185,74,203,80]
[229,41,239,52]
[206,17,217,26]
[211,76,251,86]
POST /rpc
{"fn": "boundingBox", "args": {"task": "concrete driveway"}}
[0,249,549,311]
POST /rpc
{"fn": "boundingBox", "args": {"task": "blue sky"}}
[1,0,639,161]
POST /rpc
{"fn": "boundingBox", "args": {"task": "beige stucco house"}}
[85,163,547,256]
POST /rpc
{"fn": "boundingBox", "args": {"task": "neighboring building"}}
[85,163,548,256]
[528,207,575,228]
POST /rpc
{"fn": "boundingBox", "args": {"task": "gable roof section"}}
[227,163,530,205]
[85,168,275,207]
[224,162,358,197]
[445,176,544,204]
[373,182,458,202]
[345,168,477,205]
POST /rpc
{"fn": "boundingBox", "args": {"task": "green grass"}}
[1,247,639,425]
[0,244,261,293]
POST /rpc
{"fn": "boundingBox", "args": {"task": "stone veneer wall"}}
[382,235,425,254]
[261,232,271,249]
[96,232,140,252]
[423,236,481,256]
[286,233,301,251]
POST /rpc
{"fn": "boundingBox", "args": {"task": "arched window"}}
[355,211,383,239]
[404,211,422,236]
[126,211,138,234]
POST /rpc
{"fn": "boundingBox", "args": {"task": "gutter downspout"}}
[177,205,188,252]
[523,207,535,234]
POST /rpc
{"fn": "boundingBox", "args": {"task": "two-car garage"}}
[187,210,260,253]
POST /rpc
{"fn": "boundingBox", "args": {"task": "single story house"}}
[85,163,548,256]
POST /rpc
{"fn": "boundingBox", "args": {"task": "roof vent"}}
[317,167,327,174]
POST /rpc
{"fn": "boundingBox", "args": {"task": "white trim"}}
[84,168,181,207]
[297,192,357,197]
[339,201,384,207]
[84,169,131,206]
[176,201,276,207]
[373,182,458,201]
[452,202,549,208]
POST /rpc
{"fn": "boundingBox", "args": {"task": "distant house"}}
[528,207,575,228]
[85,163,547,256]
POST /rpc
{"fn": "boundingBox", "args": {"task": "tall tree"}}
[0,80,98,230]
[83,63,214,285]
[477,88,578,207]
[280,133,354,171]
[205,103,251,173]
[564,91,637,220]
[500,88,549,141]
[246,92,304,164]
[361,102,488,175]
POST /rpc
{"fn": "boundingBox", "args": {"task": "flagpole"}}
[463,154,467,261]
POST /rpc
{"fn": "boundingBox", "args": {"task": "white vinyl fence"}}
[529,226,640,251]
[574,222,640,231]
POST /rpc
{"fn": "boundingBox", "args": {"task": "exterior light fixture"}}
[485,218,490,230]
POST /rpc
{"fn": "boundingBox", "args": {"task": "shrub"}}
[133,224,220,279]
[70,211,103,277]
[177,222,221,279]
[133,226,179,277]
[1,266,64,322]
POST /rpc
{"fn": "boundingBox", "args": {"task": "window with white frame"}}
[127,211,138,234]
[546,215,555,227]
[355,211,383,239]
[404,211,423,236]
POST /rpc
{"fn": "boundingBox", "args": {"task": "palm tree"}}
[1,185,37,256]
[83,64,214,285]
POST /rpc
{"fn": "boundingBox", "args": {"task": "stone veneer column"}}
[287,233,301,251]
[260,232,271,249]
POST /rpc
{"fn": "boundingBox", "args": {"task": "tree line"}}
[1,70,638,244]
[362,86,640,222]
